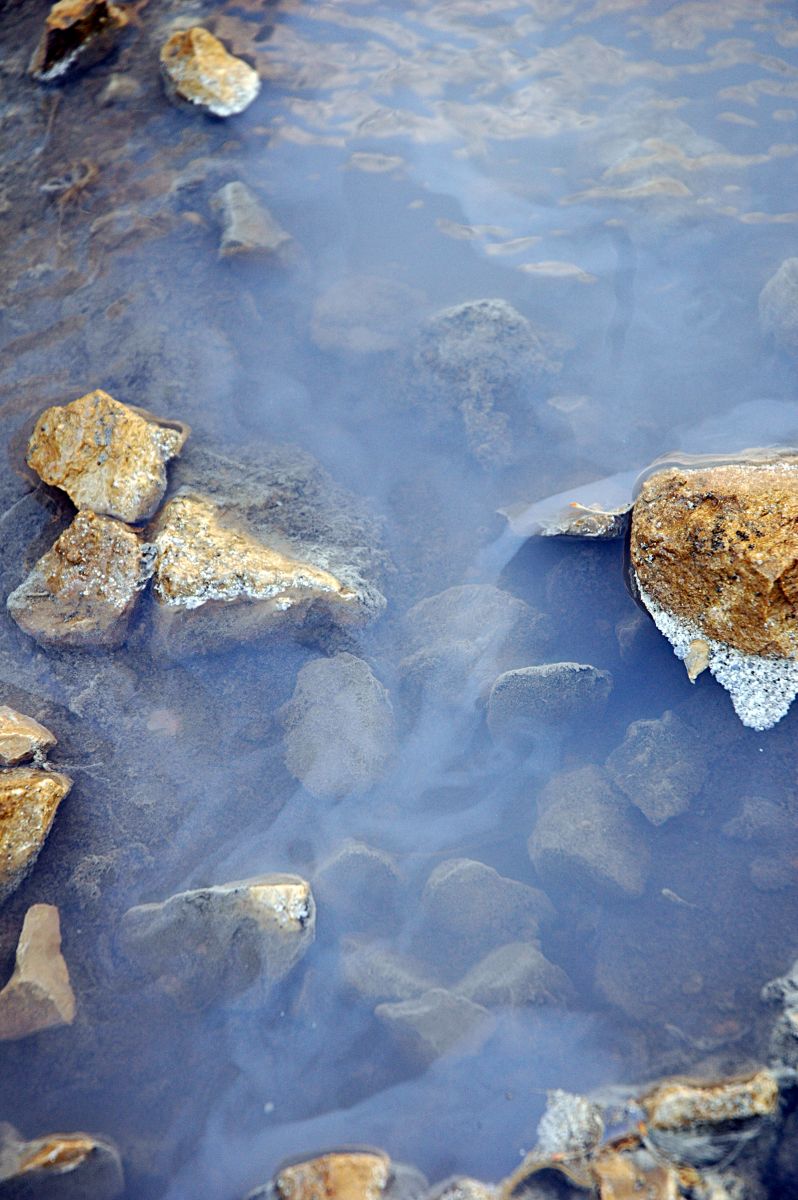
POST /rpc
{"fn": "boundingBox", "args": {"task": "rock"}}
[427,1180,496,1200]
[212,182,293,261]
[119,874,315,1009]
[487,663,612,743]
[455,942,573,1008]
[311,276,427,356]
[723,796,793,843]
[0,904,75,1040]
[27,390,188,524]
[0,1124,123,1199]
[341,938,434,1004]
[278,654,396,799]
[0,769,72,906]
[750,855,794,892]
[0,709,56,767]
[591,1151,680,1200]
[375,987,492,1066]
[160,27,260,118]
[604,710,707,826]
[528,766,650,898]
[763,956,798,1068]
[534,1089,604,1159]
[28,0,128,83]
[247,1150,391,1200]
[149,495,361,657]
[7,511,153,650]
[313,840,402,934]
[97,73,142,106]
[759,258,798,353]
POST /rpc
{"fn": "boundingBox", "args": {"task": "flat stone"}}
[0,709,56,767]
[256,1151,391,1200]
[760,257,798,354]
[375,987,492,1066]
[528,766,650,898]
[27,390,188,523]
[313,840,402,934]
[341,938,434,1004]
[487,663,613,743]
[455,942,573,1008]
[0,904,75,1040]
[212,182,293,261]
[0,1124,123,1198]
[279,654,396,799]
[605,710,707,826]
[29,0,128,83]
[160,27,260,118]
[119,874,315,1008]
[7,511,153,650]
[0,769,72,906]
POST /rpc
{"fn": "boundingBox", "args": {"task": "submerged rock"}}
[27,390,188,524]
[0,904,75,1041]
[311,276,426,356]
[342,938,434,1004]
[0,709,56,767]
[212,182,293,261]
[487,663,612,743]
[605,710,707,826]
[0,769,72,906]
[759,258,798,354]
[7,511,153,650]
[119,874,315,1008]
[28,0,128,83]
[0,1124,123,1199]
[313,840,402,934]
[455,942,573,1008]
[375,987,492,1066]
[248,1150,391,1200]
[160,27,260,118]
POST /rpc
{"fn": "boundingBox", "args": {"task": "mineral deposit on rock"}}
[0,904,75,1040]
[313,840,402,933]
[0,708,56,767]
[0,769,72,906]
[427,1179,497,1200]
[119,874,315,1008]
[0,1124,123,1199]
[160,27,261,117]
[759,257,798,354]
[375,987,492,1066]
[27,390,188,523]
[212,182,293,261]
[641,1071,779,1132]
[7,511,153,649]
[249,1151,391,1200]
[29,0,128,83]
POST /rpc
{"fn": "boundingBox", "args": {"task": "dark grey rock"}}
[314,840,402,934]
[759,257,798,353]
[605,710,706,826]
[341,938,434,1004]
[375,987,492,1066]
[455,942,574,1008]
[487,662,612,743]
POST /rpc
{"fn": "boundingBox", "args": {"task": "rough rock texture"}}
[279,654,396,799]
[0,709,56,767]
[119,874,315,1009]
[160,27,261,117]
[487,663,613,742]
[266,1152,391,1200]
[535,1089,604,1159]
[455,942,574,1008]
[0,1124,124,1199]
[0,904,75,1040]
[212,182,293,261]
[528,766,650,898]
[427,1180,496,1200]
[375,987,492,1066]
[27,390,188,523]
[759,257,798,353]
[605,710,707,826]
[7,511,153,650]
[28,0,128,83]
[0,769,72,906]
[641,1071,779,1131]
[342,938,434,1004]
[313,840,402,934]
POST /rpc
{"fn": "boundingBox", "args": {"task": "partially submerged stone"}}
[212,182,293,261]
[160,27,261,118]
[0,1123,123,1199]
[0,708,56,767]
[375,988,492,1066]
[250,1151,391,1200]
[0,769,72,906]
[535,1089,604,1161]
[591,1151,679,1200]
[29,0,128,83]
[27,390,188,523]
[7,511,153,650]
[0,904,75,1040]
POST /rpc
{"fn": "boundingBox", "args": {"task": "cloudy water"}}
[2,0,798,1197]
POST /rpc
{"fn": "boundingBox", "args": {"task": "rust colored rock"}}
[0,768,72,906]
[592,1152,678,1200]
[27,390,188,524]
[29,0,128,83]
[160,27,261,118]
[0,904,75,1040]
[641,1069,779,1131]
[7,511,153,649]
[273,1151,391,1200]
[0,1123,124,1198]
[0,708,56,766]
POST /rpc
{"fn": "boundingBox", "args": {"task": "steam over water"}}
[3,0,798,1197]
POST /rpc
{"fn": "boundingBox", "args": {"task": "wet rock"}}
[487,663,612,743]
[455,942,574,1008]
[0,904,75,1040]
[313,840,402,934]
[0,1124,123,1199]
[591,1150,680,1200]
[247,1150,391,1200]
[375,987,492,1066]
[759,258,798,354]
[311,276,427,356]
[279,654,396,799]
[534,1089,604,1159]
[212,182,293,262]
[763,954,798,1067]
[29,0,128,83]
[427,1180,496,1200]
[7,511,153,650]
[605,710,707,826]
[722,796,792,843]
[119,874,315,1009]
[160,27,261,118]
[0,709,56,767]
[0,769,72,906]
[341,938,434,1004]
[27,390,188,524]
[528,766,650,898]
[149,494,364,657]
[97,73,142,107]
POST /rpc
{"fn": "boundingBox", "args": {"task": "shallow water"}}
[2,0,798,1196]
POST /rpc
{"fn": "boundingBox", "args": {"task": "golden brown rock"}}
[641,1070,779,1131]
[0,708,56,766]
[7,511,152,649]
[160,28,261,118]
[0,1124,124,1197]
[29,0,128,83]
[0,904,75,1040]
[274,1151,391,1200]
[27,390,188,523]
[592,1151,678,1200]
[0,769,72,905]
